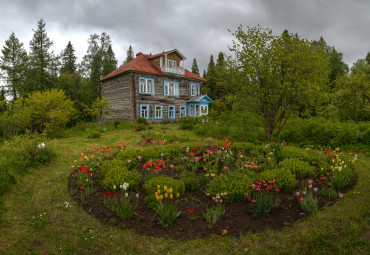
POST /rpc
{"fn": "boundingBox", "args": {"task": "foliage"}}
[135,117,149,126]
[154,187,181,228]
[123,45,134,64]
[137,147,160,161]
[207,172,253,202]
[259,168,297,191]
[203,203,225,228]
[25,89,76,137]
[134,123,146,131]
[179,116,199,130]
[28,19,57,93]
[0,32,28,100]
[181,172,200,191]
[102,164,141,191]
[229,26,329,138]
[279,158,316,178]
[144,176,185,196]
[87,130,101,139]
[191,58,200,76]
[60,41,77,74]
[250,192,273,220]
[297,190,318,214]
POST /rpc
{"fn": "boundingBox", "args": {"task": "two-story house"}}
[100,49,212,121]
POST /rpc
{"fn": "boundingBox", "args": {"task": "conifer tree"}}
[203,69,207,79]
[366,52,370,65]
[0,32,28,100]
[204,55,216,98]
[60,41,77,74]
[123,45,134,64]
[191,58,200,76]
[102,45,117,76]
[28,18,57,92]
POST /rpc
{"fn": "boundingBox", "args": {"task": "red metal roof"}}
[100,53,205,82]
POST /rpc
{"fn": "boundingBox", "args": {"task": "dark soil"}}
[69,163,357,240]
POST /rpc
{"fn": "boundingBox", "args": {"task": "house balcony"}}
[161,65,185,76]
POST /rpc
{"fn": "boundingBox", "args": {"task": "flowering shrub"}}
[102,165,141,191]
[259,168,297,191]
[144,176,185,197]
[71,165,95,195]
[143,159,167,179]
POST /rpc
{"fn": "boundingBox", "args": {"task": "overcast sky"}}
[1,0,369,73]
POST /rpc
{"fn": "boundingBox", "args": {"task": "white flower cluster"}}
[120,182,129,191]
[38,142,46,149]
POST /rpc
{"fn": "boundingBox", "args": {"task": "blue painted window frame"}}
[164,80,179,97]
[139,77,155,95]
[168,105,175,119]
[180,105,186,118]
[190,83,200,96]
[154,104,163,119]
[140,104,150,119]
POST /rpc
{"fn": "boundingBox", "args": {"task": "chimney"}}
[136,52,143,56]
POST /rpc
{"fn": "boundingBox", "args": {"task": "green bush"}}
[159,144,183,158]
[181,172,200,191]
[137,147,160,161]
[100,159,128,177]
[259,168,297,191]
[102,165,141,191]
[280,146,316,163]
[134,123,146,131]
[135,117,149,126]
[114,120,120,128]
[179,116,198,130]
[87,130,101,139]
[231,142,263,156]
[115,149,139,161]
[207,172,253,202]
[279,158,316,178]
[144,176,185,196]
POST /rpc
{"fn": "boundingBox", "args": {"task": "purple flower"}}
[308,179,313,184]
[308,184,313,189]
[338,193,344,198]
[296,191,300,196]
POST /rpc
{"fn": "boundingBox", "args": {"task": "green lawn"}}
[0,124,369,255]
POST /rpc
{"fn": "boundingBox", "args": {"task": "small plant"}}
[104,183,138,220]
[114,120,120,128]
[87,130,101,139]
[203,195,226,229]
[154,185,181,228]
[247,179,280,220]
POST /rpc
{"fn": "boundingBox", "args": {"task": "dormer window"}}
[167,60,177,68]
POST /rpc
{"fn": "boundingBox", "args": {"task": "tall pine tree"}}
[0,32,28,100]
[60,41,77,74]
[204,55,216,98]
[28,18,57,93]
[102,45,117,76]
[366,52,370,65]
[123,45,134,64]
[191,58,200,76]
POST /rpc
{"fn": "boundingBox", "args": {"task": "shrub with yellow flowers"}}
[154,185,181,228]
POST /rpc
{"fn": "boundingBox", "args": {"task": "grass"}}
[0,123,369,254]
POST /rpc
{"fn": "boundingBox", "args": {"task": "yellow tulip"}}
[165,193,168,198]
[157,190,161,194]
[156,195,160,201]
[164,186,167,191]
[205,174,209,177]
[160,195,164,200]
[211,173,215,177]
[176,193,180,198]
[167,189,170,194]
[157,185,160,189]
[169,188,173,193]
[170,194,173,199]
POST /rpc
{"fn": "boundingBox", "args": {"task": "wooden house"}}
[100,49,212,121]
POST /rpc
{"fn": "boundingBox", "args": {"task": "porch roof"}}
[187,95,213,104]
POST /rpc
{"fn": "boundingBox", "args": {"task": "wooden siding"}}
[134,73,192,121]
[102,74,132,121]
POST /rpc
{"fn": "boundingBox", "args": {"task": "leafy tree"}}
[229,25,329,138]
[327,46,348,88]
[28,19,57,93]
[123,45,134,64]
[191,58,200,76]
[81,32,115,99]
[81,97,111,130]
[334,59,370,122]
[25,89,76,136]
[365,52,370,65]
[0,32,28,100]
[60,41,77,74]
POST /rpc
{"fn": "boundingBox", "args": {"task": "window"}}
[155,105,163,119]
[189,104,195,116]
[139,77,155,95]
[180,106,186,118]
[164,81,179,96]
[200,105,208,116]
[140,104,149,119]
[168,105,175,119]
[190,83,200,96]
[167,60,177,68]
[195,104,199,116]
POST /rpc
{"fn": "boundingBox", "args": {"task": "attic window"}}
[167,60,177,68]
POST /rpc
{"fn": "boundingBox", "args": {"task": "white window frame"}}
[190,83,200,96]
[155,105,163,119]
[200,105,208,116]
[180,106,186,118]
[167,59,177,68]
[189,104,195,116]
[168,105,175,119]
[140,104,149,119]
[164,81,179,97]
[139,77,155,95]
